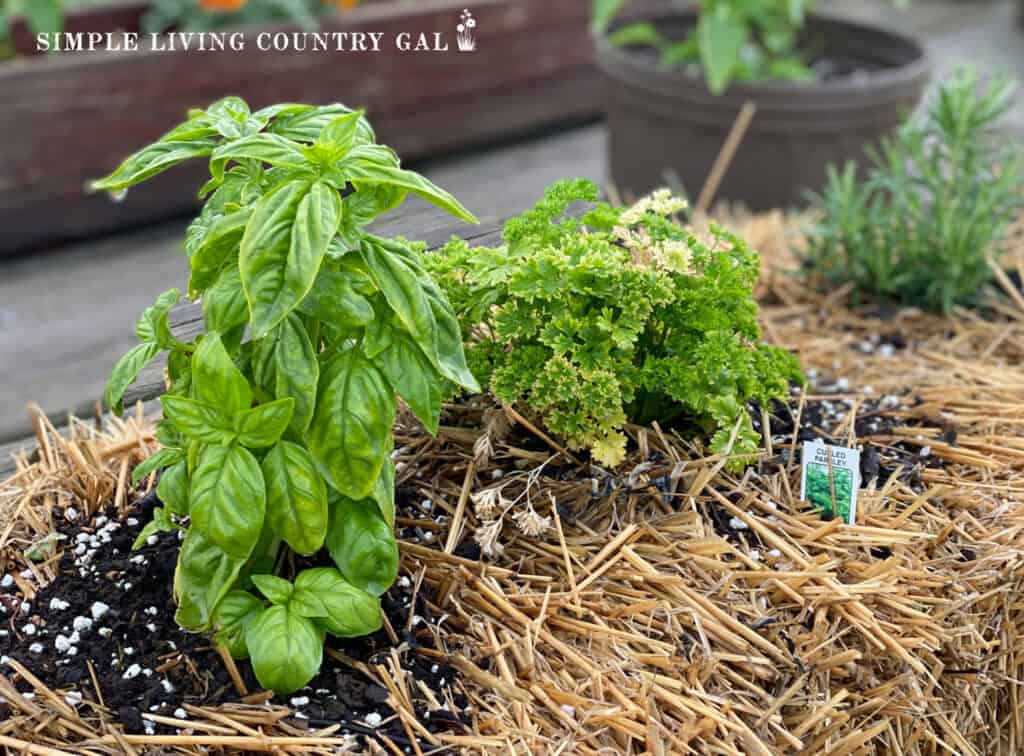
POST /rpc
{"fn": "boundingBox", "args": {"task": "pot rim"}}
[593,11,932,103]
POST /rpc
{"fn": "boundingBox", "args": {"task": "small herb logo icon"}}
[457,9,477,52]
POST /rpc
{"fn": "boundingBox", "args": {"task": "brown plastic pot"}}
[594,12,931,210]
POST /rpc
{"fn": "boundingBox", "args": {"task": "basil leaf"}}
[190,444,266,559]
[132,507,176,551]
[206,96,251,120]
[319,111,364,154]
[262,441,328,556]
[362,310,394,359]
[105,342,160,415]
[326,497,399,596]
[274,314,319,436]
[156,460,190,515]
[297,268,374,326]
[234,398,295,448]
[419,276,480,393]
[246,604,323,694]
[91,138,219,193]
[135,289,180,347]
[213,590,264,659]
[167,349,192,396]
[246,521,282,581]
[155,420,183,449]
[341,158,477,224]
[360,238,479,392]
[239,181,309,338]
[240,181,342,338]
[251,331,279,391]
[379,330,442,435]
[251,574,294,605]
[192,333,251,415]
[210,133,306,184]
[253,103,311,122]
[370,456,396,529]
[270,104,375,145]
[174,528,245,631]
[334,184,405,248]
[161,396,236,445]
[132,447,184,486]
[189,208,251,297]
[203,267,249,334]
[291,567,381,637]
[308,350,396,500]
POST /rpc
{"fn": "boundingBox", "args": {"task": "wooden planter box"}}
[1,0,599,255]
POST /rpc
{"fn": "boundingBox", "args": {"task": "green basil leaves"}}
[98,99,480,694]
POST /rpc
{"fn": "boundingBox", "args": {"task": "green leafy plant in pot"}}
[591,0,930,210]
[93,97,479,694]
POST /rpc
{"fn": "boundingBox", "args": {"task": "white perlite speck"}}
[29,643,43,654]
[290,696,310,707]
[55,635,73,653]
[91,602,110,620]
[0,574,13,588]
[123,664,142,680]
[364,712,382,727]
[728,516,749,531]
[21,623,36,636]
[174,708,187,719]
[49,598,70,611]
[72,616,93,633]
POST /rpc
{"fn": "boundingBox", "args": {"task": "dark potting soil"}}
[0,491,468,750]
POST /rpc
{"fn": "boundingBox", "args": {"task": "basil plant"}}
[93,97,479,694]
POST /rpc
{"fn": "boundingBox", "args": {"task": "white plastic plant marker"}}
[800,440,861,525]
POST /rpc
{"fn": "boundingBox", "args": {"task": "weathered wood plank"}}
[0,213,502,480]
[0,0,599,255]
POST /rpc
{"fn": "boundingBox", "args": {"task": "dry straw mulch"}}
[3,214,1024,754]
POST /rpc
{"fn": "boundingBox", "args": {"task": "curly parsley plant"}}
[425,179,801,468]
[94,97,478,694]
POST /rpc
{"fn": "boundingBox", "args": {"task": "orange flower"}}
[200,0,248,11]
[329,0,360,11]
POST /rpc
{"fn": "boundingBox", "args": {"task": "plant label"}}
[800,440,860,525]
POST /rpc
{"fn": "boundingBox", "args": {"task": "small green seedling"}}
[96,97,478,694]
